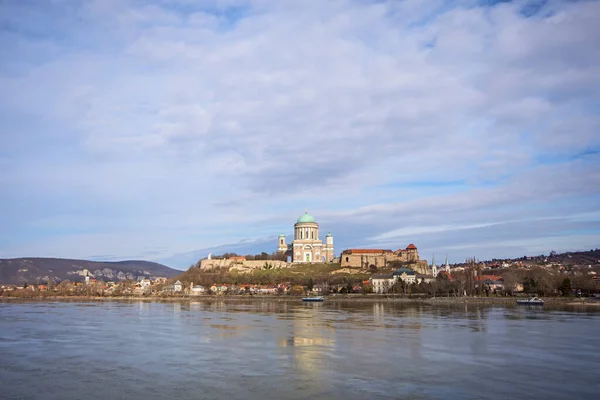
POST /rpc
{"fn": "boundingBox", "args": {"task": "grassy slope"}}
[177,262,371,285]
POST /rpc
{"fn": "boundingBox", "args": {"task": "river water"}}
[0,300,598,400]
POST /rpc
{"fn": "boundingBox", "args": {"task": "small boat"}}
[302,296,324,302]
[517,297,544,305]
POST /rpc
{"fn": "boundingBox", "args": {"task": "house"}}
[140,279,151,289]
[190,285,206,296]
[475,275,504,291]
[437,270,453,280]
[393,267,417,284]
[370,274,395,294]
[258,285,279,294]
[161,283,180,294]
[210,284,230,293]
[173,280,183,292]
[133,286,145,295]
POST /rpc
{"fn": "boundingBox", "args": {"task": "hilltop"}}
[177,261,371,287]
[454,249,600,270]
[0,258,180,285]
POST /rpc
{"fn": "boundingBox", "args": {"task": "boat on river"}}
[302,296,324,302]
[516,297,544,305]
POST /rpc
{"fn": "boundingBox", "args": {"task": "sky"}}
[1,0,599,270]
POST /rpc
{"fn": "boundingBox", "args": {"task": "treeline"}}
[0,280,142,298]
[450,267,597,297]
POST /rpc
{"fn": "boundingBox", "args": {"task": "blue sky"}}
[1,0,599,270]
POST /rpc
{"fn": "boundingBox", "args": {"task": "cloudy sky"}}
[1,0,599,269]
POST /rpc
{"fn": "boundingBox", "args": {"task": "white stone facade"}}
[280,212,334,263]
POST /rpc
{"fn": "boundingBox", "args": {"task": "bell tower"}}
[324,232,334,262]
[277,234,288,253]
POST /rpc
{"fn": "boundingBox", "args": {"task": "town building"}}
[370,274,395,294]
[393,267,417,284]
[190,284,206,296]
[140,279,151,289]
[161,280,184,294]
[278,211,334,263]
[370,267,432,293]
[173,280,183,292]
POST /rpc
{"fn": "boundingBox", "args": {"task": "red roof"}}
[342,249,393,254]
[438,271,453,280]
[406,244,417,250]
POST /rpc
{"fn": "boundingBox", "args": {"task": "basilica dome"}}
[296,212,316,224]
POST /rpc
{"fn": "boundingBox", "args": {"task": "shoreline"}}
[2,294,599,306]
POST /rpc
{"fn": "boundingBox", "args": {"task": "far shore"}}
[2,294,599,306]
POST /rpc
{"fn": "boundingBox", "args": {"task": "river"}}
[0,300,598,399]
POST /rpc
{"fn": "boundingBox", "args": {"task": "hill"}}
[0,258,180,285]
[457,249,600,269]
[175,262,372,287]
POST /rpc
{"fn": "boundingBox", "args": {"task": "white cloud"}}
[0,0,599,267]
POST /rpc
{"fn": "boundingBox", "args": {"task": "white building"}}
[190,284,206,296]
[278,211,334,263]
[173,280,183,292]
[140,279,151,288]
[370,274,395,294]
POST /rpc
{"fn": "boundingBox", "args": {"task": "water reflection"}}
[1,300,599,400]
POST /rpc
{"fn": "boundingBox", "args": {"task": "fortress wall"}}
[199,259,290,272]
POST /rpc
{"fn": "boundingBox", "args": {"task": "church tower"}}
[277,234,288,253]
[445,253,450,274]
[324,232,334,262]
[431,254,438,277]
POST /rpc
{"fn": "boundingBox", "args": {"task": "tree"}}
[559,278,572,296]
[502,272,519,296]
[346,283,353,294]
[572,275,596,296]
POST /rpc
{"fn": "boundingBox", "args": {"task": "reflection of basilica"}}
[278,304,337,378]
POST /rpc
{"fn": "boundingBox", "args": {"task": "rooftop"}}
[393,267,416,276]
[296,212,316,224]
[342,249,393,254]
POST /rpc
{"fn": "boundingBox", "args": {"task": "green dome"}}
[296,212,316,223]
[326,232,332,237]
[393,267,416,276]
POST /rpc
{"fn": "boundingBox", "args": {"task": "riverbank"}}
[2,294,599,305]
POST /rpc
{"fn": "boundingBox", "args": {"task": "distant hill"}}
[454,249,600,269]
[0,258,180,285]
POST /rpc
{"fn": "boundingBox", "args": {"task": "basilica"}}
[277,212,335,263]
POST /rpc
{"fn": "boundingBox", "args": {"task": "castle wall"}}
[341,253,390,269]
[340,248,429,274]
[199,259,290,272]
